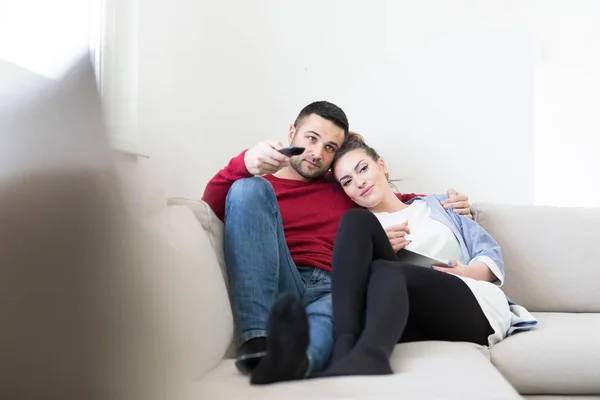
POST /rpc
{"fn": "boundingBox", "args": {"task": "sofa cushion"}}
[168,197,228,286]
[166,197,237,359]
[525,397,600,400]
[144,205,234,377]
[490,312,600,395]
[193,342,520,399]
[473,203,600,312]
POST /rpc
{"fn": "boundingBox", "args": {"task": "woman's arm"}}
[432,259,497,283]
[463,260,496,282]
[457,213,505,286]
[399,190,474,219]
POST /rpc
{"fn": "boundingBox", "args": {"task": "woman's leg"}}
[398,264,494,345]
[318,259,409,376]
[328,209,399,363]
[321,261,493,377]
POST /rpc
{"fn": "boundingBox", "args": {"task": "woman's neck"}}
[369,186,408,214]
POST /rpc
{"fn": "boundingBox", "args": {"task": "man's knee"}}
[225,177,275,212]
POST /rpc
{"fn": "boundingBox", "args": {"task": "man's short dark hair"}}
[294,101,349,138]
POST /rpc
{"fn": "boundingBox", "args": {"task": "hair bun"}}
[347,131,365,143]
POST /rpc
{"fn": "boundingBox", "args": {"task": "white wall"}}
[0,0,91,80]
[137,0,535,203]
[533,0,600,207]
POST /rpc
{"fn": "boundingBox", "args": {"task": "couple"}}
[202,101,536,384]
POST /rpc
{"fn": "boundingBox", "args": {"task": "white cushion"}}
[144,205,234,378]
[193,342,520,399]
[168,198,227,286]
[473,203,600,312]
[167,198,236,359]
[491,312,600,395]
[525,397,600,400]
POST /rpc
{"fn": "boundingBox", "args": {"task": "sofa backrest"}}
[167,198,236,358]
[170,197,600,348]
[473,203,600,313]
[144,204,234,377]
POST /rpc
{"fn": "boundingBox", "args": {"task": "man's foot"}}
[315,347,393,378]
[234,337,267,375]
[250,293,309,385]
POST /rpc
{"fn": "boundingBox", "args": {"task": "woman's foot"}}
[250,293,309,385]
[328,333,358,364]
[316,347,393,378]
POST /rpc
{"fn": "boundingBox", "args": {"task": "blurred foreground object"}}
[0,54,179,400]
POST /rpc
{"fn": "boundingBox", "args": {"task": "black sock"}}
[238,337,267,356]
[234,337,267,375]
[250,293,309,385]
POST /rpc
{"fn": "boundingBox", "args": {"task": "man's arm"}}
[396,189,473,219]
[442,189,472,219]
[202,141,291,221]
[201,150,252,221]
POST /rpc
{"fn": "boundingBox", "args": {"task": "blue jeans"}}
[224,177,333,376]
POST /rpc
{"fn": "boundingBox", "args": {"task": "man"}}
[202,101,472,384]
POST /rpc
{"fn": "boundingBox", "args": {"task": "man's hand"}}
[385,222,411,252]
[244,141,291,175]
[442,189,473,219]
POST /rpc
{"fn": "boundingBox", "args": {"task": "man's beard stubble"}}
[290,157,328,180]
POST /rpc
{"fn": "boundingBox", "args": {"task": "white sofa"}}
[4,52,598,400]
[161,196,600,399]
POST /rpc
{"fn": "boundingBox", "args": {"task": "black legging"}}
[321,209,494,377]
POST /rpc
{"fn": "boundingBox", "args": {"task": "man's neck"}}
[275,166,311,182]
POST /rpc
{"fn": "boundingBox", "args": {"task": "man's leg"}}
[301,268,334,376]
[224,177,305,374]
[250,267,333,384]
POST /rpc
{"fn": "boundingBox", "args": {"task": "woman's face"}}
[333,149,390,209]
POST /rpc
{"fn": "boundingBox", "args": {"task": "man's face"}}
[288,114,345,180]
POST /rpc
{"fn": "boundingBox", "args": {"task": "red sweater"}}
[202,151,419,272]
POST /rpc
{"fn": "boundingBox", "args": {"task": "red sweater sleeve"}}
[395,192,425,202]
[201,150,252,221]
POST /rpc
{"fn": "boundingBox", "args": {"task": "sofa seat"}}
[491,312,600,395]
[193,341,520,400]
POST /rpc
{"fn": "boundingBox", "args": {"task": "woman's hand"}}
[431,259,467,276]
[431,260,496,282]
[385,222,411,252]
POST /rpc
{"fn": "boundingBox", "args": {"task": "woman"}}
[319,133,537,377]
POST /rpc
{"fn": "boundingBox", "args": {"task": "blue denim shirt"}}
[408,194,538,335]
[409,194,504,285]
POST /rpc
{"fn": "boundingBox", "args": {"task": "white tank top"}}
[374,200,464,263]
